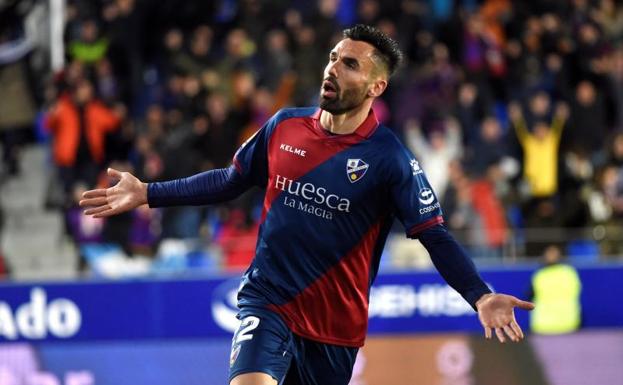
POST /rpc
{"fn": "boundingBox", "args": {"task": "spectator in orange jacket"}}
[46,78,123,199]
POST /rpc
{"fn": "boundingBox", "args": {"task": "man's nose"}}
[326,61,338,78]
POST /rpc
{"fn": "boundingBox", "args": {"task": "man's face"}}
[75,80,93,104]
[319,38,384,114]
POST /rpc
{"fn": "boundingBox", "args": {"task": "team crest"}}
[346,159,369,183]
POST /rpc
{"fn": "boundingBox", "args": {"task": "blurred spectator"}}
[128,204,160,257]
[312,0,342,52]
[160,28,186,77]
[443,161,508,259]
[465,116,506,177]
[102,0,143,106]
[510,100,570,256]
[509,100,568,198]
[94,58,119,103]
[597,164,623,221]
[133,104,166,180]
[590,164,623,255]
[564,80,609,159]
[7,0,623,273]
[529,245,582,334]
[559,149,593,227]
[199,92,244,169]
[65,182,104,270]
[260,29,293,92]
[216,208,259,272]
[291,26,324,106]
[174,25,215,78]
[45,78,123,197]
[66,182,104,245]
[68,19,108,64]
[404,118,462,200]
[526,90,552,127]
[216,28,258,102]
[455,82,492,148]
[608,48,623,129]
[592,0,623,43]
[0,34,37,177]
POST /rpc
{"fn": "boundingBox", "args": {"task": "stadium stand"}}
[1,0,623,279]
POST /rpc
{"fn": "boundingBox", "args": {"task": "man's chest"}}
[265,130,384,213]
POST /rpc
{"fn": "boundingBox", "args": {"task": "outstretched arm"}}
[147,165,249,207]
[80,165,250,218]
[418,224,534,343]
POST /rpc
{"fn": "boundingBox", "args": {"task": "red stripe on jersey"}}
[270,220,383,347]
[233,157,242,174]
[260,109,378,223]
[407,215,444,237]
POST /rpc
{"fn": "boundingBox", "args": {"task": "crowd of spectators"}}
[3,0,623,274]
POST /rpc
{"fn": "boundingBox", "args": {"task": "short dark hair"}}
[343,24,404,77]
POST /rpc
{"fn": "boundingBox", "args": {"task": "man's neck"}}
[319,101,373,135]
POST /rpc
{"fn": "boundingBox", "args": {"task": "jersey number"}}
[234,316,260,343]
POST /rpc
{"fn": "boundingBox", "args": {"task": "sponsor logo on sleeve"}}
[418,188,435,205]
[410,159,423,175]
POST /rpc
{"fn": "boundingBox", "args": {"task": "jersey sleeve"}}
[388,145,444,238]
[232,111,280,187]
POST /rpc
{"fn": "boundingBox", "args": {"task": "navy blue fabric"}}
[234,107,317,187]
[147,166,249,207]
[143,106,487,347]
[417,224,492,310]
[229,306,358,385]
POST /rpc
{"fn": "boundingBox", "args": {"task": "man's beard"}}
[319,85,369,115]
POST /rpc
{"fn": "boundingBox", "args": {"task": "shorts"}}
[228,306,359,385]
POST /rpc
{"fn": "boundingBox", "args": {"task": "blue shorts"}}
[228,306,358,385]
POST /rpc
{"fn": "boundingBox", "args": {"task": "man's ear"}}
[368,79,388,98]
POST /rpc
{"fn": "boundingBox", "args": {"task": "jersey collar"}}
[312,107,379,139]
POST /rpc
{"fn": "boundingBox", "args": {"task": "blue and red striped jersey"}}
[233,107,443,347]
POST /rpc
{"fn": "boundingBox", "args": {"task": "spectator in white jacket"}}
[404,118,463,200]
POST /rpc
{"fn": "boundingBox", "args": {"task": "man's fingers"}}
[510,320,524,340]
[484,326,492,340]
[503,325,518,342]
[82,189,108,199]
[513,298,536,310]
[79,196,109,208]
[84,205,112,216]
[93,208,118,218]
[495,327,506,343]
[107,167,123,180]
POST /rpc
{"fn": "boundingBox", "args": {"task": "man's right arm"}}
[82,110,280,218]
[147,165,250,207]
[80,166,251,218]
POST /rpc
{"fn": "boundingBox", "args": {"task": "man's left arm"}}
[386,143,534,343]
[418,224,535,343]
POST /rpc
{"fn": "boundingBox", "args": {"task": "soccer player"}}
[80,25,534,385]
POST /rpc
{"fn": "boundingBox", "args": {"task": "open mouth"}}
[321,79,338,98]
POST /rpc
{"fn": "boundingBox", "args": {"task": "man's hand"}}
[476,293,535,343]
[79,168,148,218]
